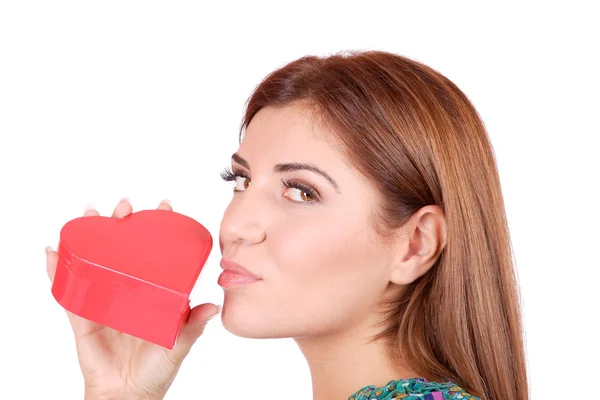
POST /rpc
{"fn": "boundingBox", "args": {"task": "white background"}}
[1,1,598,399]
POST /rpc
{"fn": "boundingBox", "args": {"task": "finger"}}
[157,199,172,211]
[46,246,59,282]
[83,204,100,217]
[170,303,220,361]
[111,198,133,218]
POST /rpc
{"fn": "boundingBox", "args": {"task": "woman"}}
[45,50,528,400]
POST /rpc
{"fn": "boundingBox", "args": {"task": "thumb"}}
[170,303,220,361]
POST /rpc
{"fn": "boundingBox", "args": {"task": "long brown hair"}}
[240,50,527,400]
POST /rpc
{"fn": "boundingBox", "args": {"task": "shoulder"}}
[349,378,480,400]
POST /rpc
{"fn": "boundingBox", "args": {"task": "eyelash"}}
[220,167,320,203]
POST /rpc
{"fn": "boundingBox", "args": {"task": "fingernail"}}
[45,246,53,254]
[160,199,171,205]
[84,203,95,212]
[120,197,130,203]
[208,305,222,321]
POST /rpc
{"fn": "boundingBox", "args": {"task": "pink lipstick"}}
[218,259,261,288]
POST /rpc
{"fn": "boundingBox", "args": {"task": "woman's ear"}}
[388,205,447,285]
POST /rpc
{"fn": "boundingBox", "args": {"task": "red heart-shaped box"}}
[51,209,213,349]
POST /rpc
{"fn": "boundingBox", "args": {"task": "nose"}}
[219,190,267,250]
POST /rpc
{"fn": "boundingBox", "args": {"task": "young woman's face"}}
[218,103,397,339]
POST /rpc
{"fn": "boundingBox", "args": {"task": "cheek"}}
[272,211,360,278]
[268,212,386,319]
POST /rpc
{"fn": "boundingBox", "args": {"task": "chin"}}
[220,307,281,339]
[219,299,299,339]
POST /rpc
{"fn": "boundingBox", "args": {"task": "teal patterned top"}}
[349,378,480,400]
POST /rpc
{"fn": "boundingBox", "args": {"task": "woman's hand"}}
[46,199,219,400]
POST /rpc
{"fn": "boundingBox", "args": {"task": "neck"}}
[295,326,417,400]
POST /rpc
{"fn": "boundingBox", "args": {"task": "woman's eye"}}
[234,176,250,191]
[282,180,318,203]
[220,167,251,192]
[285,188,314,203]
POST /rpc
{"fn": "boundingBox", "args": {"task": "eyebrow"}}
[231,153,341,193]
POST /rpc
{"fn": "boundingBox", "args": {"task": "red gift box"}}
[51,209,213,349]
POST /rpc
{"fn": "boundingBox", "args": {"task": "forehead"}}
[239,104,341,164]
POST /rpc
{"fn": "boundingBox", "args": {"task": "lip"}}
[219,259,262,280]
